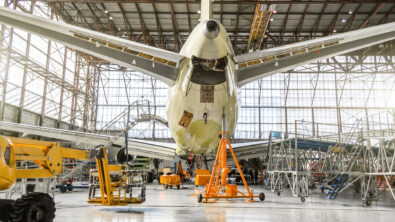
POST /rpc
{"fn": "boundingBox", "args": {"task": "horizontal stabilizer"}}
[0,7,184,85]
[235,22,395,86]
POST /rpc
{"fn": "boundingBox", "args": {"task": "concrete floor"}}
[54,183,395,222]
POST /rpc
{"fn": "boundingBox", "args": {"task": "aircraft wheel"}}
[277,192,280,196]
[165,185,168,189]
[198,194,203,203]
[259,192,265,201]
[301,197,305,202]
[177,185,180,189]
[59,186,67,193]
[365,200,372,207]
[67,185,73,192]
[147,172,154,183]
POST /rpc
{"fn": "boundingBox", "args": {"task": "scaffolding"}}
[265,111,395,205]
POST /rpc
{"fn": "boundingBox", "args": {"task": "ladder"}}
[247,3,273,51]
[327,174,349,199]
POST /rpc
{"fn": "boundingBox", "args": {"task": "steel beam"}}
[341,3,362,32]
[280,3,292,44]
[185,0,191,33]
[36,0,395,4]
[233,1,240,52]
[295,4,310,42]
[118,3,133,40]
[359,3,384,29]
[151,3,163,48]
[134,3,148,44]
[100,3,116,36]
[169,1,181,51]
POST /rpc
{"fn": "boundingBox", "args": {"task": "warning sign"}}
[200,85,214,103]
[178,110,193,128]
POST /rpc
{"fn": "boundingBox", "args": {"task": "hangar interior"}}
[0,0,394,221]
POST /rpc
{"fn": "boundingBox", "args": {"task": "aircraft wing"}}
[231,141,269,160]
[0,121,176,160]
[0,7,183,85]
[234,22,395,87]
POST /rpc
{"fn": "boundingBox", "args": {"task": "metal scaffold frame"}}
[265,112,395,205]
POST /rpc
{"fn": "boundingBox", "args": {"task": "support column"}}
[82,63,91,131]
[311,108,315,136]
[91,65,99,132]
[39,11,54,126]
[39,40,52,126]
[0,0,8,68]
[365,108,369,130]
[285,107,288,138]
[284,74,291,138]
[57,47,68,128]
[0,1,17,121]
[18,0,35,124]
[258,79,262,139]
[334,72,342,142]
[151,77,156,141]
[70,54,81,130]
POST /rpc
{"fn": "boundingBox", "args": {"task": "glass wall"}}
[0,1,94,129]
[96,55,395,140]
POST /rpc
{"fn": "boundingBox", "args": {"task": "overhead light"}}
[104,10,108,14]
[272,10,277,14]
[118,28,121,31]
[342,18,346,23]
[348,10,353,15]
[197,10,201,14]
[270,18,274,22]
[333,29,337,33]
[109,16,113,20]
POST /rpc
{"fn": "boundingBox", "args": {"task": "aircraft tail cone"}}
[202,20,219,39]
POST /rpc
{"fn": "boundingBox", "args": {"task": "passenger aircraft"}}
[1,0,395,158]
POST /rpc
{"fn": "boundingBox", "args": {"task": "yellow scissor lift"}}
[0,136,146,221]
[88,145,146,205]
[0,136,91,221]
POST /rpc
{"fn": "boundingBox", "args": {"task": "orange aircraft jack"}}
[197,131,265,203]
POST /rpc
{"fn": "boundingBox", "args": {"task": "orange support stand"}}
[197,132,265,203]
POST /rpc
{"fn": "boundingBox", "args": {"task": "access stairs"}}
[325,174,349,199]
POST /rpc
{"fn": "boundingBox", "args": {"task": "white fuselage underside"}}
[166,21,239,156]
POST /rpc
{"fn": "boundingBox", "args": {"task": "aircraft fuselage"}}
[167,20,239,156]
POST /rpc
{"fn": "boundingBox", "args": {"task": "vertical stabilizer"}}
[200,0,212,21]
